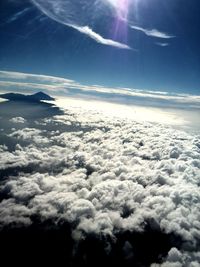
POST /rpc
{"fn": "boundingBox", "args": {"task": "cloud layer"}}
[1,70,200,133]
[1,71,200,110]
[0,100,200,266]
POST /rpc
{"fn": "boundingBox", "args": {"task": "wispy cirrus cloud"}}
[156,42,169,47]
[6,7,32,24]
[70,25,131,50]
[31,1,131,50]
[130,25,175,39]
[0,70,74,84]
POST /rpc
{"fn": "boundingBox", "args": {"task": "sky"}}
[0,0,200,94]
[0,2,200,265]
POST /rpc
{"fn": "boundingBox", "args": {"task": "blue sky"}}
[0,0,200,94]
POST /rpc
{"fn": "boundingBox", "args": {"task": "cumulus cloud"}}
[130,25,175,39]
[0,101,200,266]
[9,128,48,144]
[9,117,27,124]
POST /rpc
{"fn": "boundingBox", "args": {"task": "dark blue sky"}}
[0,0,200,94]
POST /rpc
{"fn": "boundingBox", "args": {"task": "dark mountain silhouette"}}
[0,92,63,121]
[0,91,55,102]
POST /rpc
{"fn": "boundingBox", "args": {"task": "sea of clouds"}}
[0,101,200,266]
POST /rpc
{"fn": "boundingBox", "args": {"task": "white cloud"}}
[156,42,169,47]
[6,7,32,24]
[71,25,131,50]
[9,128,49,144]
[130,25,175,39]
[9,117,27,124]
[0,70,75,84]
[0,102,200,265]
[31,0,130,50]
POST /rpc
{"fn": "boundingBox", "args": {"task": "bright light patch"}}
[106,0,130,20]
[55,97,187,127]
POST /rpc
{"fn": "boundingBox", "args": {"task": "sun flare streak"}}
[107,0,130,20]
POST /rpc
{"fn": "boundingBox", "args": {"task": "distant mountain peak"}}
[33,91,49,96]
[31,92,55,101]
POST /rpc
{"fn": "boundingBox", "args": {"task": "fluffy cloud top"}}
[0,100,199,266]
[9,117,27,124]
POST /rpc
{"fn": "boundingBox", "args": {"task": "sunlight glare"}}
[55,97,187,127]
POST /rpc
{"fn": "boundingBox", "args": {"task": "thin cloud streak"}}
[130,25,175,39]
[0,71,75,84]
[156,42,169,47]
[6,7,32,24]
[70,25,131,50]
